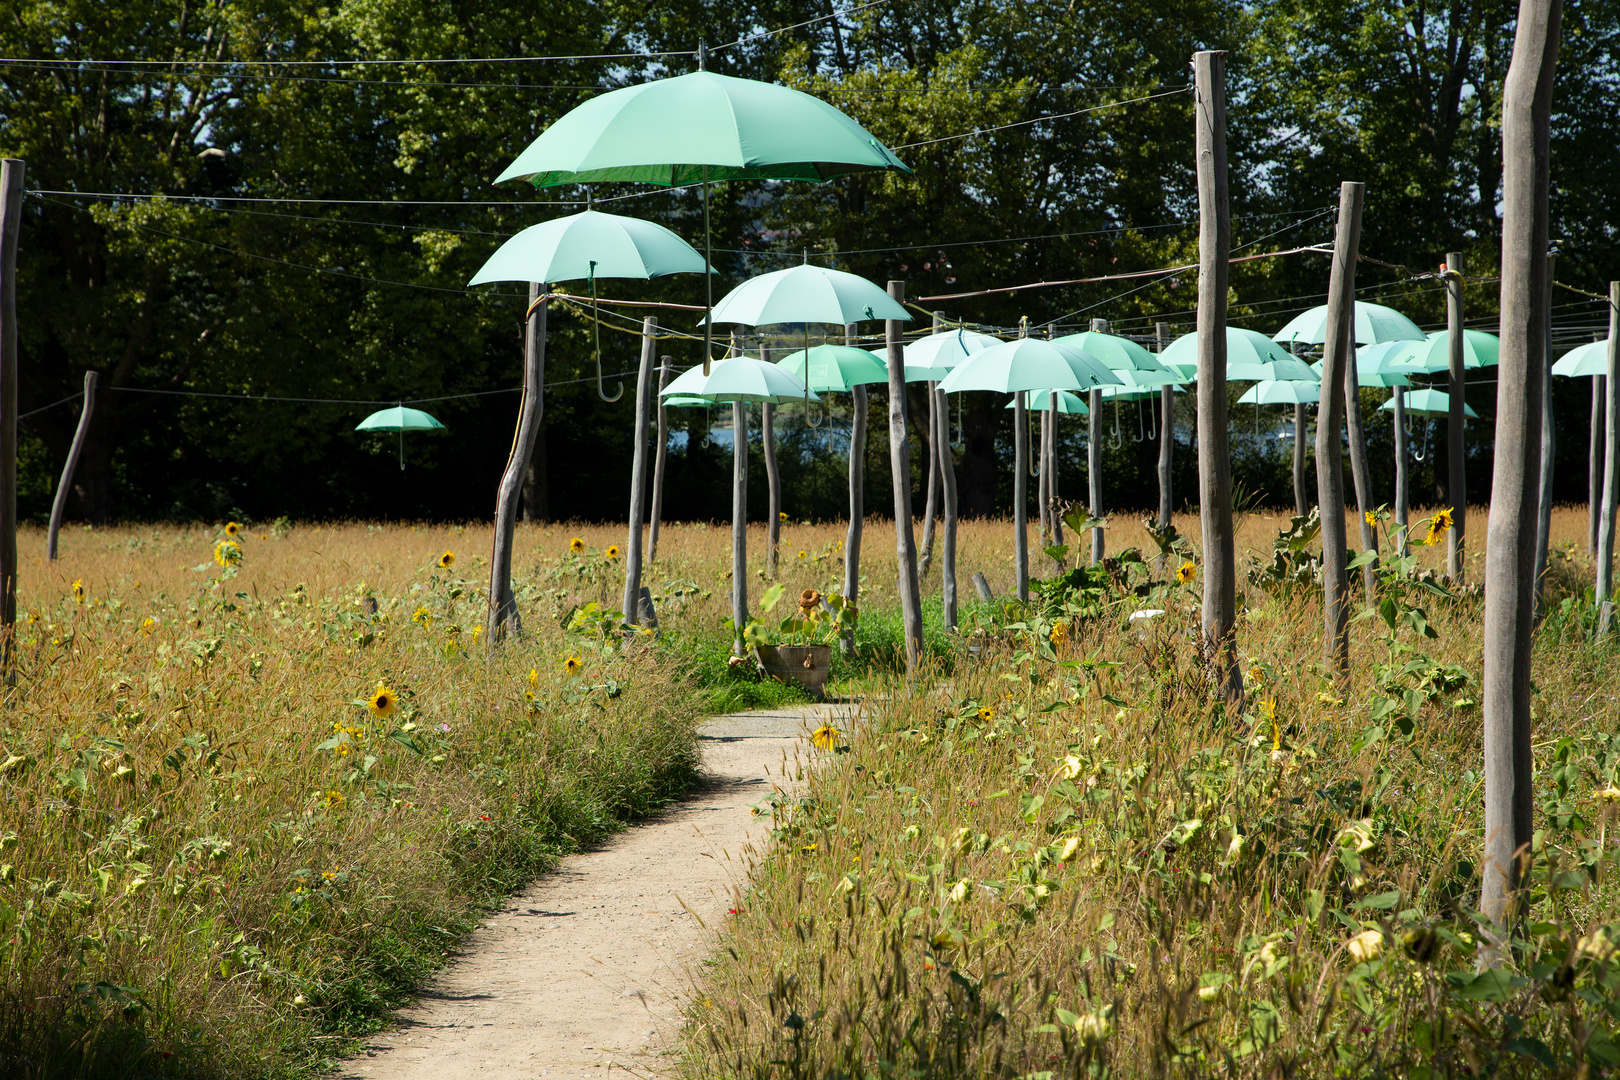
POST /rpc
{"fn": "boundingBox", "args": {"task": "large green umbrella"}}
[660,355,818,404]
[775,344,888,392]
[936,338,1122,394]
[707,264,910,327]
[1389,330,1500,374]
[1314,342,1414,387]
[898,328,1002,381]
[468,209,708,285]
[1237,380,1321,405]
[1551,338,1615,377]
[1272,301,1427,346]
[356,406,445,471]
[1052,330,1169,374]
[1380,388,1479,419]
[1158,327,1315,381]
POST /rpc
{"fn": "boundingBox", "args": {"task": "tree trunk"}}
[0,158,20,682]
[842,324,865,656]
[1481,0,1560,926]
[1193,52,1241,708]
[1446,251,1468,582]
[730,400,749,654]
[1533,252,1557,614]
[648,356,670,562]
[885,281,924,670]
[621,317,657,626]
[1590,373,1604,557]
[1598,285,1620,619]
[487,287,547,643]
[1394,387,1410,557]
[1316,181,1364,679]
[936,382,958,629]
[48,370,97,560]
[1293,402,1309,518]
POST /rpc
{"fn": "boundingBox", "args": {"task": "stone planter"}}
[753,644,833,698]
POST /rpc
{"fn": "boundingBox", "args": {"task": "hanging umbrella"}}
[1158,327,1316,381]
[468,209,709,285]
[356,406,446,471]
[661,354,819,404]
[1272,301,1427,346]
[1551,338,1615,377]
[706,264,910,328]
[776,344,888,392]
[937,338,1122,394]
[1316,342,1414,387]
[1388,330,1500,374]
[897,328,1002,381]
[1005,389,1090,414]
[1238,380,1322,405]
[662,394,721,407]
[1052,330,1170,374]
[1380,388,1479,419]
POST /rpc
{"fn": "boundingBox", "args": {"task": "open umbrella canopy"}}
[1551,338,1616,377]
[896,328,1003,381]
[1158,327,1315,381]
[937,338,1122,395]
[495,71,910,188]
[661,394,720,408]
[1005,389,1090,414]
[660,355,819,404]
[1318,342,1414,387]
[467,209,709,285]
[1381,388,1479,419]
[1389,330,1500,373]
[1052,330,1169,374]
[706,264,910,327]
[355,406,446,432]
[1272,301,1427,346]
[775,344,889,392]
[1238,380,1321,405]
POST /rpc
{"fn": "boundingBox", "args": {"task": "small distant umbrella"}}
[1389,330,1500,374]
[1380,388,1479,419]
[1238,380,1322,405]
[355,405,446,470]
[1272,301,1427,346]
[1004,389,1090,414]
[1316,342,1414,387]
[1551,338,1615,378]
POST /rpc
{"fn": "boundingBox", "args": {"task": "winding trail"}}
[339,703,854,1080]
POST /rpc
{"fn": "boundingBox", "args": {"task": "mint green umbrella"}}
[1380,388,1479,419]
[356,406,445,471]
[1389,330,1500,373]
[1551,338,1615,377]
[660,355,818,405]
[776,344,888,392]
[468,209,709,285]
[896,328,1002,382]
[1160,328,1317,381]
[1052,330,1169,374]
[707,264,910,328]
[1315,342,1414,387]
[1237,380,1321,405]
[1005,389,1090,415]
[1273,301,1426,346]
[936,338,1122,394]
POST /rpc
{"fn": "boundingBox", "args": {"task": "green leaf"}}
[1445,968,1525,1002]
[1350,890,1402,910]
[758,583,786,613]
[1506,1038,1555,1068]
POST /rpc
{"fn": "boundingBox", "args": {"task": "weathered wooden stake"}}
[885,281,924,669]
[1292,402,1309,518]
[936,380,958,629]
[1590,372,1604,556]
[48,370,98,560]
[1038,395,1052,543]
[1014,392,1030,601]
[919,360,940,574]
[1533,252,1558,614]
[0,159,18,684]
[730,398,749,653]
[1156,321,1174,572]
[761,339,781,578]
[1193,53,1242,708]
[1598,284,1620,620]
[486,282,546,643]
[841,323,865,656]
[648,356,671,563]
[1446,251,1467,582]
[621,317,657,625]
[1088,318,1108,564]
[1343,316,1378,598]
[1393,386,1410,556]
[1481,0,1560,926]
[1316,182,1364,678]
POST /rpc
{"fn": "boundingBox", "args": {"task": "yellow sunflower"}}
[605,544,621,559]
[367,682,398,717]
[411,606,431,627]
[1364,510,1377,529]
[224,521,241,538]
[569,536,585,554]
[810,724,840,750]
[1424,507,1454,547]
[563,654,584,677]
[438,550,455,569]
[1176,560,1196,585]
[71,578,86,603]
[1049,620,1069,645]
[214,540,242,567]
[976,706,994,722]
[779,512,788,523]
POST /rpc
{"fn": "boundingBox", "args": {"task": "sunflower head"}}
[213,540,242,567]
[1176,560,1196,585]
[1364,511,1377,529]
[810,724,840,751]
[605,544,621,560]
[72,578,86,602]
[368,682,398,717]
[411,606,431,626]
[1049,620,1069,645]
[976,706,994,722]
[563,654,584,677]
[528,667,539,689]
[224,521,241,538]
[798,588,822,614]
[779,512,788,523]
[438,551,455,569]
[569,536,586,554]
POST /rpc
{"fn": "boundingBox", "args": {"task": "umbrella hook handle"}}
[1109,397,1123,450]
[1029,398,1041,477]
[1147,392,1159,440]
[1133,399,1146,442]
[590,262,623,403]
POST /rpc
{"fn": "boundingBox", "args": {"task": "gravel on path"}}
[339,702,858,1080]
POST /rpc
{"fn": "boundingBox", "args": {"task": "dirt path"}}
[340,702,856,1080]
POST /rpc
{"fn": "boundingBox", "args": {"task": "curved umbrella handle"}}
[590,262,623,403]
[1109,397,1123,450]
[1147,394,1159,440]
[1134,399,1146,442]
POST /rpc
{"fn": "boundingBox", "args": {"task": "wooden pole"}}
[1533,252,1558,614]
[1482,0,1560,926]
[730,398,749,654]
[1048,388,1063,547]
[841,323,865,656]
[1015,393,1030,601]
[1315,182,1364,679]
[486,283,546,643]
[1597,284,1620,625]
[1156,321,1174,572]
[48,370,98,560]
[1088,317,1108,564]
[1293,401,1309,518]
[885,281,924,669]
[1193,52,1242,708]
[1038,392,1052,543]
[1394,386,1410,556]
[648,356,671,563]
[0,159,19,683]
[1590,372,1604,557]
[1344,319,1378,598]
[936,379,958,629]
[762,339,781,579]
[621,317,657,625]
[919,366,940,574]
[1446,251,1467,582]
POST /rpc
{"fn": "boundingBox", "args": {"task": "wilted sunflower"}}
[1176,560,1196,585]
[1049,620,1069,645]
[798,588,822,614]
[224,521,241,538]
[214,540,242,567]
[563,654,584,677]
[810,724,840,750]
[438,551,455,569]
[605,544,621,559]
[569,536,585,554]
[411,606,431,627]
[367,682,398,717]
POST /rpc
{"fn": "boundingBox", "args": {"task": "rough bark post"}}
[1293,402,1309,518]
[1193,53,1242,708]
[1598,284,1620,623]
[648,356,671,563]
[48,370,98,560]
[1534,252,1558,613]
[885,281,925,669]
[621,317,658,626]
[486,285,546,644]
[0,159,19,683]
[1590,373,1604,556]
[919,351,940,575]
[936,381,958,629]
[1038,395,1052,543]
[1048,390,1063,547]
[1446,251,1468,582]
[1088,317,1108,564]
[1156,322,1174,536]
[1394,387,1410,557]
[1316,182,1364,679]
[1015,393,1031,602]
[730,399,749,654]
[1481,0,1560,926]
[842,323,865,656]
[759,338,781,579]
[1343,301,1378,599]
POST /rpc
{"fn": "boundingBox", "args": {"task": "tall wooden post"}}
[936,379,958,628]
[1482,0,1560,926]
[486,283,546,643]
[1343,317,1378,598]
[1393,386,1410,556]
[1193,53,1241,707]
[621,317,657,625]
[1534,252,1558,613]
[1088,319,1110,563]
[0,159,19,683]
[885,281,924,669]
[730,398,749,653]
[841,323,865,656]
[1590,372,1604,556]
[1037,393,1052,541]
[1015,393,1030,601]
[919,335,940,575]
[1446,251,1467,582]
[1293,402,1309,518]
[1315,182,1364,679]
[48,370,98,560]
[1048,388,1063,547]
[648,356,671,563]
[762,341,781,579]
[1597,284,1620,621]
[1156,321,1174,572]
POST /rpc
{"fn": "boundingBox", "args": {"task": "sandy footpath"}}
[339,702,856,1080]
